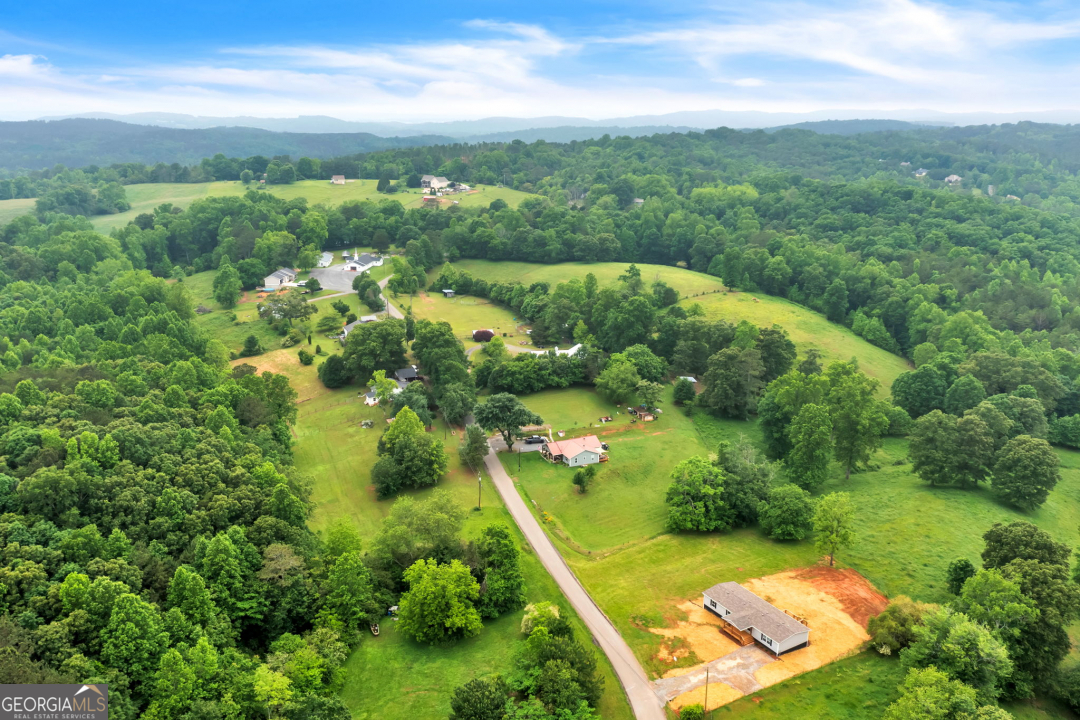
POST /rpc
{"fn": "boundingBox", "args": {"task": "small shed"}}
[702,582,809,656]
[945,174,963,184]
[364,390,379,407]
[395,367,420,383]
[678,376,697,384]
[442,289,455,298]
[330,175,346,185]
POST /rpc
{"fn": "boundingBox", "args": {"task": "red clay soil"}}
[792,567,888,627]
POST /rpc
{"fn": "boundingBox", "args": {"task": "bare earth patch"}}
[649,567,887,713]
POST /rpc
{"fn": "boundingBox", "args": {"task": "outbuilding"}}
[442,289,455,298]
[395,367,420,383]
[330,175,346,185]
[541,435,607,466]
[702,582,809,656]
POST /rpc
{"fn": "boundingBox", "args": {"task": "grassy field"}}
[448,260,911,392]
[451,259,727,297]
[504,385,710,552]
[40,180,535,234]
[494,381,1080,717]
[0,198,36,227]
[227,341,632,720]
[404,289,537,352]
[686,291,912,392]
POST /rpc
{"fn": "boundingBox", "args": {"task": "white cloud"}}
[1,2,1080,121]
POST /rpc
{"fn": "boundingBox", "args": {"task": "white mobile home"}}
[702,582,809,655]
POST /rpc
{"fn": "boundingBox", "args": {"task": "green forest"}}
[3,122,1080,718]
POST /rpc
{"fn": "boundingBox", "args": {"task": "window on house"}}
[709,599,717,609]
[760,633,773,647]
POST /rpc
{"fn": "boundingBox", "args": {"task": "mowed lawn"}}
[79,180,534,234]
[502,385,711,552]
[451,259,727,297]
[181,268,374,354]
[405,290,536,352]
[228,346,632,720]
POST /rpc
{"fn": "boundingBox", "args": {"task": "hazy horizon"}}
[3,0,1079,122]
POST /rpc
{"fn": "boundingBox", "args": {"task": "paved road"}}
[483,449,666,720]
[376,276,404,319]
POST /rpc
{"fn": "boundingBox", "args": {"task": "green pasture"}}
[403,290,535,352]
[0,198,36,227]
[512,399,1080,679]
[503,386,710,552]
[221,337,632,719]
[451,259,726,297]
[685,291,912,392]
[0,181,536,234]
[715,650,1075,720]
[79,180,533,233]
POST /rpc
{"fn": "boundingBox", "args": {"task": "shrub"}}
[680,705,704,720]
[315,345,323,355]
[868,596,935,654]
[346,313,357,324]
[473,329,495,342]
[572,465,597,494]
[298,350,314,366]
[673,377,696,404]
[281,328,304,347]
[758,484,814,540]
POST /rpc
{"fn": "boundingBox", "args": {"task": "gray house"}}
[702,582,809,655]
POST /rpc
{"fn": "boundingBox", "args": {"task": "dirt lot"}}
[649,566,888,713]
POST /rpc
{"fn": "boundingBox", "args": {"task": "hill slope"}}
[0,119,450,170]
[451,260,910,389]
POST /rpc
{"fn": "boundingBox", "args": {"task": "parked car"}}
[601,442,609,451]
[524,435,545,444]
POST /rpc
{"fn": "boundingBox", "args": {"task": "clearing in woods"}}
[403,288,536,352]
[449,259,911,392]
[226,345,633,720]
[0,180,537,234]
[649,567,887,714]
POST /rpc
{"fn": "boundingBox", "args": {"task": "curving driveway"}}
[307,266,403,320]
[483,449,666,720]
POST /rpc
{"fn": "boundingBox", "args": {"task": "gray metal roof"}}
[703,582,808,641]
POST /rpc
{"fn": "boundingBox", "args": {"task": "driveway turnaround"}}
[483,450,667,720]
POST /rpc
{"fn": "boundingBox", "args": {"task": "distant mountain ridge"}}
[0,119,451,171]
[39,108,1080,137]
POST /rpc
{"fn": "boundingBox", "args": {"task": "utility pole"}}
[705,665,709,715]
[477,472,482,511]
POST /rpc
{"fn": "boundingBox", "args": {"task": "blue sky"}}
[2,0,1080,121]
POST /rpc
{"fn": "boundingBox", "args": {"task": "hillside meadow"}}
[499,400,1080,718]
[183,252,633,720]
[450,260,911,392]
[0,180,536,234]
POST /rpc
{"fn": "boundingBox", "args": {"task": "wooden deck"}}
[719,619,755,646]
